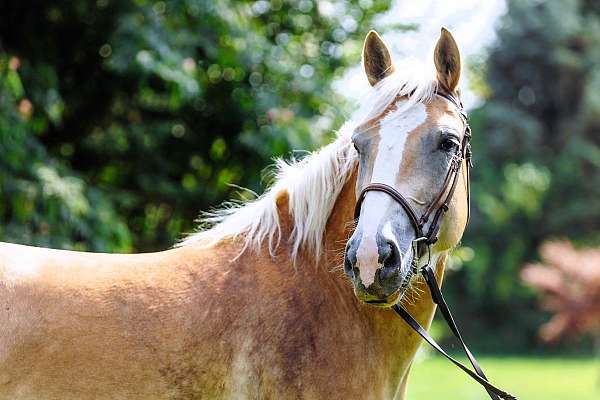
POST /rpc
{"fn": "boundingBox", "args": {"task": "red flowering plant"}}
[521,241,600,343]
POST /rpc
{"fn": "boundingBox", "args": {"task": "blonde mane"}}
[179,60,437,262]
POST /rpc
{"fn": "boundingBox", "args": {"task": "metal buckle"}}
[410,237,431,274]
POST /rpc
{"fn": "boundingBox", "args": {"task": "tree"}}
[0,55,132,251]
[445,0,600,351]
[0,0,391,251]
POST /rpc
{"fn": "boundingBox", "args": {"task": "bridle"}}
[354,91,471,250]
[353,91,517,400]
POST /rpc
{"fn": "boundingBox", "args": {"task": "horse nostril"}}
[344,255,354,278]
[380,240,399,266]
[344,242,359,279]
[378,240,400,280]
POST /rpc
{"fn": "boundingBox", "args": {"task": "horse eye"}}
[439,136,459,152]
[353,143,360,154]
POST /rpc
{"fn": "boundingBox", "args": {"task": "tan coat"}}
[0,175,443,400]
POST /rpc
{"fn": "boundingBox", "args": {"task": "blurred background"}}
[1,0,599,398]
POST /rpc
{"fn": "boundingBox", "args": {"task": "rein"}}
[353,92,517,400]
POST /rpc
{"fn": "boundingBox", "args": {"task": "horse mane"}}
[179,59,437,262]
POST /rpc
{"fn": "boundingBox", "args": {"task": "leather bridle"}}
[353,91,517,400]
[354,91,471,250]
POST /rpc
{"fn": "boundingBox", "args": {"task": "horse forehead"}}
[357,96,465,161]
[378,101,428,144]
[353,101,429,188]
[373,102,429,176]
[425,97,464,131]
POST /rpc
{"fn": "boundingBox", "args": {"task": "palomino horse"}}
[0,29,469,399]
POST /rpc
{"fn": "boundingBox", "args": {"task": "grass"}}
[407,355,599,399]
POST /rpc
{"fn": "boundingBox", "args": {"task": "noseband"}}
[352,92,516,400]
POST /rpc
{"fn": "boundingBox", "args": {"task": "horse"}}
[0,28,469,399]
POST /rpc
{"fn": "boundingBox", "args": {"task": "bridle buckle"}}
[410,237,431,274]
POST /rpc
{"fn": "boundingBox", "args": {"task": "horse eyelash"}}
[439,135,460,152]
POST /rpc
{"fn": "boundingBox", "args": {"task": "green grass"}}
[407,355,599,400]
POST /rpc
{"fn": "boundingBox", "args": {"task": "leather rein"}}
[353,91,517,400]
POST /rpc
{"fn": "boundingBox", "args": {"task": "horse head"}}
[344,28,470,307]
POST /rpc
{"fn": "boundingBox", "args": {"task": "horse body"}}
[0,28,470,399]
[0,175,443,399]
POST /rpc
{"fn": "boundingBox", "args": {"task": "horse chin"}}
[357,260,416,308]
[359,286,404,308]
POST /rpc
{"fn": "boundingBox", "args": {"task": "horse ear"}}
[434,28,461,92]
[362,30,395,86]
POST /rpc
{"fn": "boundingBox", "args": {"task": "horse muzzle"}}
[344,234,414,307]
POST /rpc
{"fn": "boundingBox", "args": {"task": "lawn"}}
[408,355,599,399]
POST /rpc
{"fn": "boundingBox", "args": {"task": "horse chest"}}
[180,282,410,399]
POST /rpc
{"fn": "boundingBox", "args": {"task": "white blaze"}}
[356,102,427,287]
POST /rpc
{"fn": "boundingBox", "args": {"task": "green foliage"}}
[444,0,600,351]
[0,56,131,251]
[0,0,390,251]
